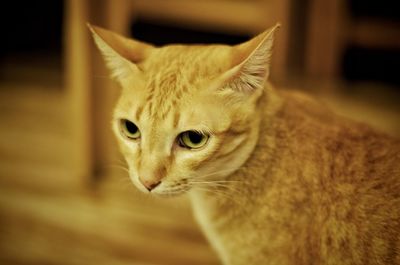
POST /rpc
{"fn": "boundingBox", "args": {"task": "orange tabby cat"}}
[89,23,400,265]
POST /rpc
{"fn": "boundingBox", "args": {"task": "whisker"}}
[187,179,236,194]
[190,180,240,184]
[107,176,134,192]
[193,167,246,180]
[105,164,130,173]
[109,158,128,167]
[159,186,189,197]
[191,181,240,194]
[190,185,241,205]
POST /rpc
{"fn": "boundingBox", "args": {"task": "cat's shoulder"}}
[272,87,400,146]
[272,88,341,131]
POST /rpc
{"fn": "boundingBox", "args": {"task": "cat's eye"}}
[178,131,209,149]
[120,119,141,139]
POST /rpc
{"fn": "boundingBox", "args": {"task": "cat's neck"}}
[226,84,284,185]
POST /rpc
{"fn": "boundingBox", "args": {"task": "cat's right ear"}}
[87,23,153,81]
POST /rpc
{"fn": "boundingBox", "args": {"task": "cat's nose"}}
[139,177,161,191]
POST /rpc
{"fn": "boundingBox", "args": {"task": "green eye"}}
[121,119,141,139]
[178,131,209,149]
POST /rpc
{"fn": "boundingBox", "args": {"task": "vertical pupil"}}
[189,131,203,144]
[125,121,137,134]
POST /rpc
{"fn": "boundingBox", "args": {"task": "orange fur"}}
[89,24,400,265]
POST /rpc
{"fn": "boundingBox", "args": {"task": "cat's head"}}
[89,24,279,195]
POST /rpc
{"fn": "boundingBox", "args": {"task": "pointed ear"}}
[222,24,280,93]
[87,23,154,81]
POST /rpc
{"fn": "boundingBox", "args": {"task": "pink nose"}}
[139,177,161,191]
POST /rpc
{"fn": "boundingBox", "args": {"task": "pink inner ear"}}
[223,45,270,92]
[225,61,268,92]
[223,25,278,93]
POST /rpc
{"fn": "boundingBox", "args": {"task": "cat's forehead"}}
[142,44,232,77]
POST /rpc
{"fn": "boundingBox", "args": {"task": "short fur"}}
[89,24,400,265]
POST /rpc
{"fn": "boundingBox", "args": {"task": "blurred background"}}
[0,0,399,264]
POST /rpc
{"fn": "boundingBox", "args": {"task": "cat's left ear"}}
[221,24,280,93]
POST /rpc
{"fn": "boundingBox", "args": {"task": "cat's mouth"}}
[131,174,192,196]
[151,182,191,197]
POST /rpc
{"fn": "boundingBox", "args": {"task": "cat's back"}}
[272,89,400,264]
[276,89,400,175]
[276,89,400,194]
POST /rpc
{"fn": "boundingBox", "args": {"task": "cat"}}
[88,23,400,265]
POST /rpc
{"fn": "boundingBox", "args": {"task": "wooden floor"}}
[0,68,399,265]
[0,177,219,265]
